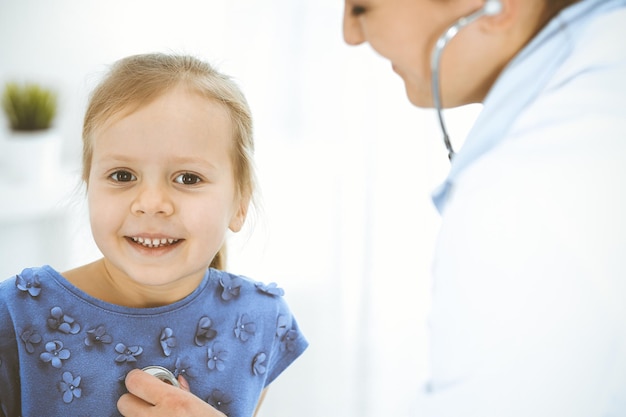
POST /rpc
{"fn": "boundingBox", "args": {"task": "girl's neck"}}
[62,258,201,308]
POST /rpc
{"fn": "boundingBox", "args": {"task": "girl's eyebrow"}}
[95,153,133,162]
[96,153,219,170]
[170,156,221,172]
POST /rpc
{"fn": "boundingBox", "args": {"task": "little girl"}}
[0,53,308,417]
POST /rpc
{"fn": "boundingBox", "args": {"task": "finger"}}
[124,368,176,405]
[178,374,190,391]
[117,391,150,417]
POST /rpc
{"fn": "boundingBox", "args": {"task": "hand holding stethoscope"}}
[117,366,227,417]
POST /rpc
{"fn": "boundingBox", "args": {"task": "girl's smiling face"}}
[87,86,247,302]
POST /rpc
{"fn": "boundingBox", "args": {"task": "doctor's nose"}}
[131,182,174,216]
[343,5,366,46]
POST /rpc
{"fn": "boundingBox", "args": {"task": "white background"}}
[0,1,480,416]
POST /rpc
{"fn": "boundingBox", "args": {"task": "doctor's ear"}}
[479,0,548,35]
[478,0,518,30]
[481,0,554,39]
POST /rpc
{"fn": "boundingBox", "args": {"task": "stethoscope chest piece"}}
[142,365,180,388]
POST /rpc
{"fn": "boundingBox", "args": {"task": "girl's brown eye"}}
[351,5,366,16]
[110,170,136,182]
[175,173,201,185]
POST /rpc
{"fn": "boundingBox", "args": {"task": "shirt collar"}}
[431,0,626,213]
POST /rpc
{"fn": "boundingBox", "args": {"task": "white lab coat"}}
[419,2,626,416]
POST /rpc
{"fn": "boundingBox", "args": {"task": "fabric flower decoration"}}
[47,306,80,334]
[59,371,82,403]
[114,343,143,363]
[84,325,112,347]
[219,274,243,301]
[276,315,289,337]
[194,316,218,346]
[280,329,299,352]
[174,356,199,379]
[160,327,177,357]
[40,340,70,368]
[207,343,228,371]
[15,274,42,297]
[276,315,298,352]
[234,314,256,342]
[252,352,267,376]
[20,328,42,354]
[255,281,284,297]
[207,389,233,414]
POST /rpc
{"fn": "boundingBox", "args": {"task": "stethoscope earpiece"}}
[483,0,503,16]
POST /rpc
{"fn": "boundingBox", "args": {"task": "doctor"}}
[343,0,626,415]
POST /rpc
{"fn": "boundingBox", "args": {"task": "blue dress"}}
[0,266,308,417]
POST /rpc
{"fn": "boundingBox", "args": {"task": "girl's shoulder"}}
[0,266,61,339]
[0,265,58,298]
[208,268,291,312]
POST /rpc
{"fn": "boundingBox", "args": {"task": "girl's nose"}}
[130,182,174,216]
[343,5,366,46]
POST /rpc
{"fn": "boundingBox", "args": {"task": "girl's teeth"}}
[131,237,179,248]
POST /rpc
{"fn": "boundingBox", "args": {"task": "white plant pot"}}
[0,129,62,186]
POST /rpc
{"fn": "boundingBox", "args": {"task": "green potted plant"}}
[1,82,61,185]
[2,82,57,131]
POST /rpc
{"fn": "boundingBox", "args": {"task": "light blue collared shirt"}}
[432,0,626,213]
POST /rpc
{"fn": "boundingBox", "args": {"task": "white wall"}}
[0,1,480,416]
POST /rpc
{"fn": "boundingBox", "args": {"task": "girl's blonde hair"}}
[82,53,256,199]
[82,53,257,270]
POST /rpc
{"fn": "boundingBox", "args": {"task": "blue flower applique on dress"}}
[194,316,218,346]
[20,328,42,354]
[234,314,256,342]
[207,342,228,371]
[47,306,80,334]
[255,281,285,297]
[15,273,42,297]
[174,356,199,379]
[40,340,70,368]
[114,343,143,363]
[276,315,299,353]
[160,327,177,357]
[84,325,113,347]
[252,352,267,376]
[207,389,233,415]
[59,371,82,403]
[219,274,243,301]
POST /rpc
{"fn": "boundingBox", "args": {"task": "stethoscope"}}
[430,0,503,161]
[142,365,180,388]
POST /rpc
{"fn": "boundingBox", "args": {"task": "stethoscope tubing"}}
[430,5,497,161]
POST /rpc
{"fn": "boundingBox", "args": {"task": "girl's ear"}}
[228,195,250,233]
